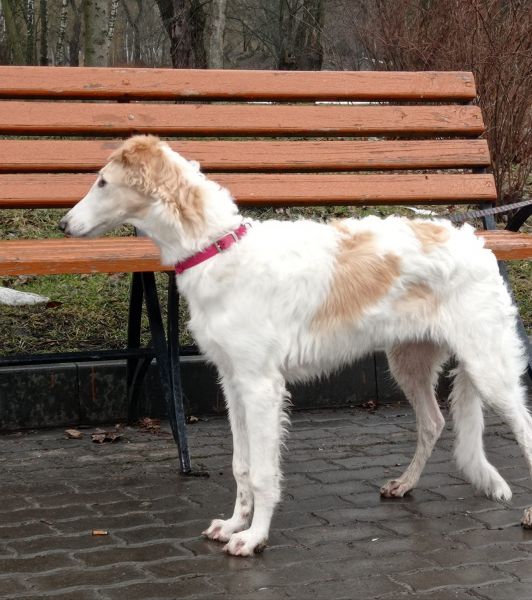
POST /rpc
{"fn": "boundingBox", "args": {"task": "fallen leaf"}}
[139,417,161,433]
[40,519,53,525]
[362,399,379,411]
[91,430,122,444]
[45,301,63,309]
[92,530,108,536]
[64,429,83,440]
[186,415,199,424]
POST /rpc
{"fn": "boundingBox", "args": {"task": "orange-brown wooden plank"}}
[1,230,530,277]
[0,237,165,275]
[0,67,477,102]
[0,173,497,208]
[475,230,532,261]
[0,102,485,137]
[0,139,492,173]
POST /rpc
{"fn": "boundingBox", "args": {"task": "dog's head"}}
[59,135,205,239]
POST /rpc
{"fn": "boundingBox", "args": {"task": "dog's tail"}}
[449,363,512,500]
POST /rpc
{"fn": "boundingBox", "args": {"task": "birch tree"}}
[55,0,68,65]
[25,0,34,64]
[39,0,48,65]
[207,0,226,68]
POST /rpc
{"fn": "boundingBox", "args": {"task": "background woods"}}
[0,0,531,201]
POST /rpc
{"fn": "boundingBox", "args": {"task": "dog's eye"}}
[98,178,107,188]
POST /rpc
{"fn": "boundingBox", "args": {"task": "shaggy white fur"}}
[60,135,532,556]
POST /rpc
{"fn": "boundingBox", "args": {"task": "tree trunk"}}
[155,0,206,68]
[294,0,324,70]
[68,0,81,66]
[83,0,110,66]
[39,0,48,65]
[207,0,226,68]
[1,0,25,64]
[55,0,68,65]
[190,0,207,67]
[26,0,35,65]
[107,0,118,43]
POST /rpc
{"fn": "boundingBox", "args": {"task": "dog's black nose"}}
[58,221,67,232]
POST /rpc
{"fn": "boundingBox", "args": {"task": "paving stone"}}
[8,533,120,556]
[394,564,512,592]
[332,453,415,469]
[0,504,97,526]
[114,522,205,544]
[0,577,28,596]
[75,543,189,567]
[53,512,159,535]
[286,480,374,501]
[0,520,54,540]
[225,574,404,599]
[381,514,482,536]
[429,544,530,568]
[472,581,532,600]
[0,553,77,574]
[319,552,434,579]
[474,508,525,529]
[363,533,466,557]
[36,490,133,509]
[29,564,144,592]
[14,592,101,600]
[282,522,387,546]
[497,559,532,581]
[100,577,223,599]
[452,526,532,548]
[314,505,413,525]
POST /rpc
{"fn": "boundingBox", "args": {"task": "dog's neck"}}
[131,151,242,267]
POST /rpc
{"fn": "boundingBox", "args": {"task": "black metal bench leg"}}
[481,210,532,380]
[166,272,194,474]
[126,272,148,424]
[497,261,532,380]
[141,271,193,474]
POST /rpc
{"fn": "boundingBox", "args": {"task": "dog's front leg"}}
[203,383,253,542]
[223,375,287,557]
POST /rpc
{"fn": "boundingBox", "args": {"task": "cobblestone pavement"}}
[1,404,532,600]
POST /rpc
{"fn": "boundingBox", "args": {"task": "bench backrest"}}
[0,66,496,210]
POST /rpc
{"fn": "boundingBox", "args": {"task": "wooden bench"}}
[1,66,532,472]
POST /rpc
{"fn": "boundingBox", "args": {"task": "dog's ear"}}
[109,135,205,236]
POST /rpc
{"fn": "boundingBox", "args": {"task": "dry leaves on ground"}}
[91,428,122,444]
[64,429,83,440]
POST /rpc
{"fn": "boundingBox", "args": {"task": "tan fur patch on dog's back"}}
[407,221,450,253]
[109,135,205,236]
[312,223,401,331]
[394,283,440,318]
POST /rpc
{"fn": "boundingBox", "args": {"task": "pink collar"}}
[175,224,248,275]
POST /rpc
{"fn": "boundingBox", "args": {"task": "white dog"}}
[60,135,532,556]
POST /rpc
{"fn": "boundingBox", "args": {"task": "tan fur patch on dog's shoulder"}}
[109,135,205,236]
[407,221,450,253]
[312,225,401,331]
[394,283,440,318]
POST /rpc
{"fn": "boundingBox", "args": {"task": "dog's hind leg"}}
[223,373,289,557]
[449,363,512,500]
[453,322,532,521]
[380,341,447,498]
[203,381,253,542]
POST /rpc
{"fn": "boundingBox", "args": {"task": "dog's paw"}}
[223,530,267,557]
[380,479,413,498]
[202,518,247,543]
[521,507,532,529]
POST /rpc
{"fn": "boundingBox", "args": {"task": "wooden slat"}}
[0,237,165,275]
[0,173,497,208]
[475,230,532,261]
[1,230,530,277]
[0,139,492,173]
[0,102,485,137]
[0,67,477,102]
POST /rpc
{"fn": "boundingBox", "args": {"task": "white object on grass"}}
[0,288,50,306]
